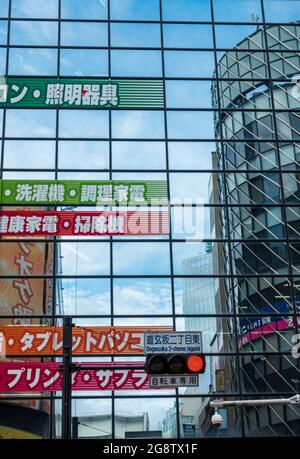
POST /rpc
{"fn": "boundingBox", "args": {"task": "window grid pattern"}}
[0,0,299,439]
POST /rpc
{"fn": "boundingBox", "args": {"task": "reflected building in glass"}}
[213,23,300,436]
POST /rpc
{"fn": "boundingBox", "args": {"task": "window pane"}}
[172,242,226,275]
[60,49,108,76]
[112,141,166,170]
[169,142,215,170]
[264,0,300,22]
[59,242,110,275]
[61,0,108,19]
[163,24,213,48]
[59,111,109,139]
[58,141,109,169]
[0,0,8,16]
[10,21,58,45]
[0,20,7,45]
[162,0,211,21]
[0,48,5,74]
[167,112,214,139]
[113,278,172,315]
[9,48,58,75]
[166,81,213,109]
[215,25,260,49]
[113,242,170,275]
[4,140,55,169]
[115,398,177,437]
[5,109,56,138]
[213,0,262,22]
[112,111,165,139]
[111,23,160,48]
[57,171,109,180]
[61,22,107,47]
[61,278,111,315]
[165,51,215,77]
[11,0,58,18]
[174,277,219,315]
[170,172,211,202]
[111,50,162,77]
[110,0,160,20]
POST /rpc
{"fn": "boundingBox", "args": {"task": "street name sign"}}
[144,331,202,354]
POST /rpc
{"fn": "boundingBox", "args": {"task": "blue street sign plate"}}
[144,331,202,354]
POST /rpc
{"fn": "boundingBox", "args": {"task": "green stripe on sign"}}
[0,78,164,109]
[1,180,168,206]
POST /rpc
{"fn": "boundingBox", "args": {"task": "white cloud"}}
[60,242,110,276]
[113,242,170,275]
[12,0,58,18]
[112,111,165,139]
[114,280,172,315]
[62,284,110,316]
[11,20,57,45]
[61,279,172,317]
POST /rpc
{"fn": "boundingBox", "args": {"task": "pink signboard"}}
[238,317,300,347]
[0,362,150,392]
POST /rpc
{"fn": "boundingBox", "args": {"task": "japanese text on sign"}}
[0,362,149,392]
[0,211,170,237]
[149,375,199,388]
[0,326,172,356]
[0,78,164,108]
[144,332,202,354]
[1,180,168,205]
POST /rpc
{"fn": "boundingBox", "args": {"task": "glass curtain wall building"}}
[0,0,299,439]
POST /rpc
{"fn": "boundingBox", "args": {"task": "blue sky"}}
[1,0,298,22]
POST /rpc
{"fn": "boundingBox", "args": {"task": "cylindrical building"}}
[213,23,300,436]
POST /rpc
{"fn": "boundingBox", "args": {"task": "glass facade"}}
[0,0,299,439]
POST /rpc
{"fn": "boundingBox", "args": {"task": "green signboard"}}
[0,78,164,108]
[0,180,168,206]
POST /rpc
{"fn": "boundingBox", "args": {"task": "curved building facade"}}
[213,23,300,436]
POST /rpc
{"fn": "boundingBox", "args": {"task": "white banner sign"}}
[144,332,202,354]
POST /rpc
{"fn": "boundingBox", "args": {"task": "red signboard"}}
[0,211,169,236]
[0,362,150,392]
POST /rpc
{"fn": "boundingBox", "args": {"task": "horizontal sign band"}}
[0,210,170,236]
[0,180,168,206]
[0,326,172,356]
[0,362,149,392]
[0,78,164,109]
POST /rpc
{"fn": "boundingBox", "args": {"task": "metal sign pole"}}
[61,316,73,439]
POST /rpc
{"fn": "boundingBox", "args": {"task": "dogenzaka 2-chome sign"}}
[144,332,202,354]
[0,78,164,108]
[0,180,168,205]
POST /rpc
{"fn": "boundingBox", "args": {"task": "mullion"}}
[107,0,115,441]
[158,0,181,439]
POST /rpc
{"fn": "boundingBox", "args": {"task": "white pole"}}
[210,394,300,409]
